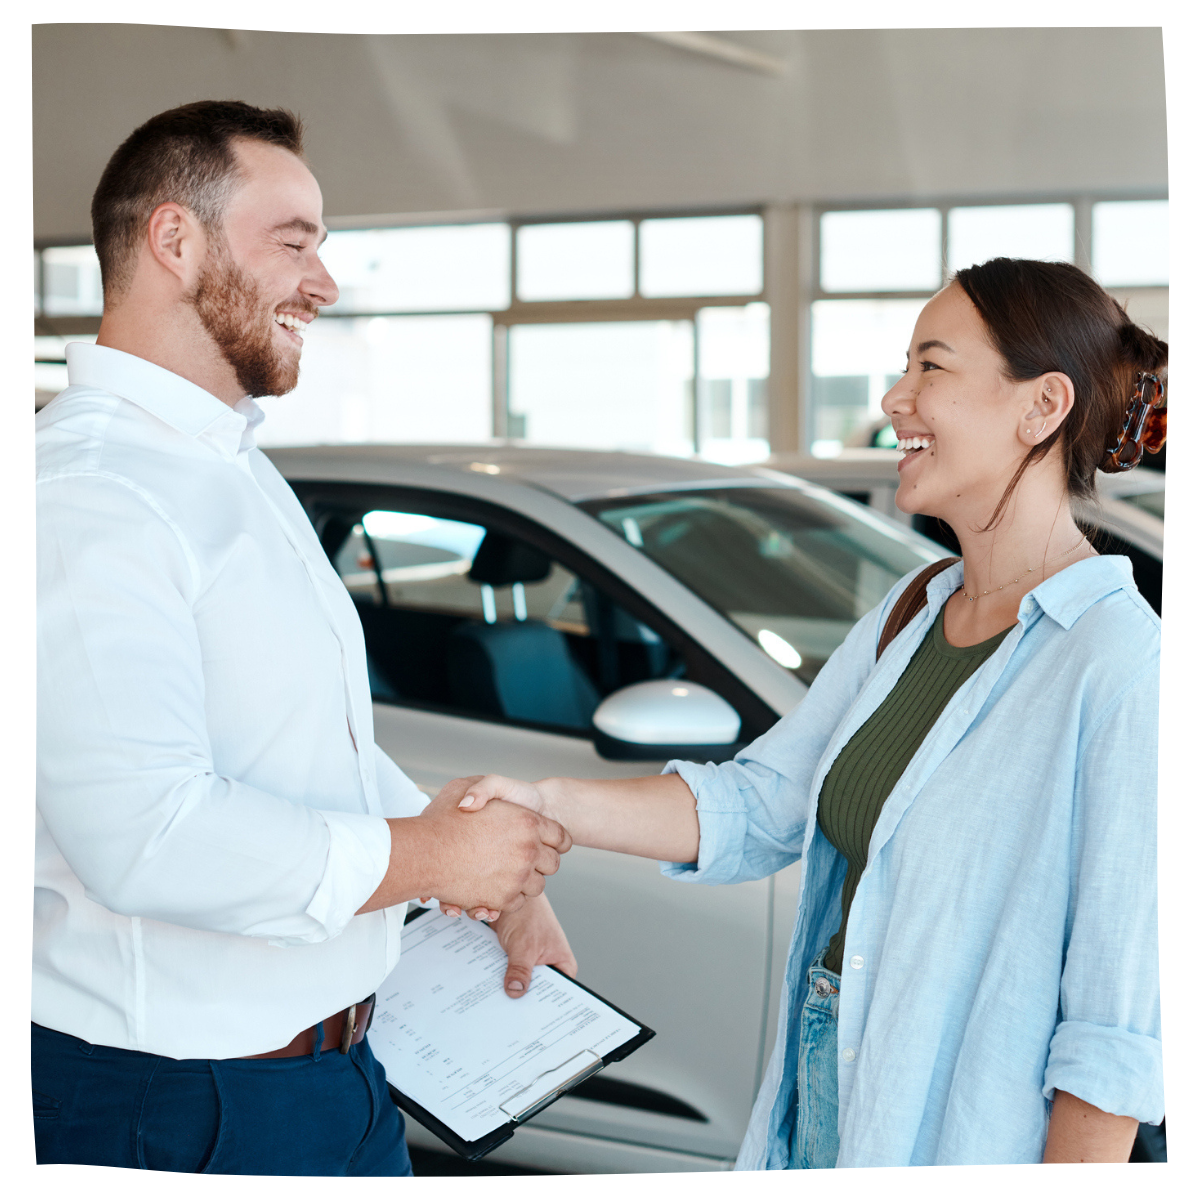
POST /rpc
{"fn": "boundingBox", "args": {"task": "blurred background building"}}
[34,26,1167,461]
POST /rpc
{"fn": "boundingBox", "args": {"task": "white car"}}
[270,443,1169,1171]
[265,443,948,1173]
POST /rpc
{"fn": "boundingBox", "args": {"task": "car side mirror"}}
[591,680,744,762]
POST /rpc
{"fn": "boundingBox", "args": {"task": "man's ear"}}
[145,201,207,287]
[1019,371,1075,447]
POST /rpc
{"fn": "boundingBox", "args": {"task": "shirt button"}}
[842,1048,857,1063]
[850,955,864,970]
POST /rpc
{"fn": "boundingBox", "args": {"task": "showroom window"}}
[34,199,1165,458]
[808,198,1168,455]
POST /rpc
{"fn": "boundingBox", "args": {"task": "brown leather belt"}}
[241,995,375,1060]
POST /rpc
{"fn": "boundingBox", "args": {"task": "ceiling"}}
[33,24,1167,241]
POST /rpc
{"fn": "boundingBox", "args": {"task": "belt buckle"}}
[339,1004,357,1054]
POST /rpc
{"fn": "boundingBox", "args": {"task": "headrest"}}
[469,533,552,586]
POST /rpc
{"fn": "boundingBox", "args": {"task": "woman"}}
[450,258,1165,1167]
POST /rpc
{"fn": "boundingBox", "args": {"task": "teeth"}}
[899,436,933,452]
[274,313,305,335]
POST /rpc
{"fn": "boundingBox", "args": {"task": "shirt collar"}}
[924,552,1137,631]
[65,342,259,459]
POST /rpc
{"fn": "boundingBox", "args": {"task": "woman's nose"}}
[881,375,914,418]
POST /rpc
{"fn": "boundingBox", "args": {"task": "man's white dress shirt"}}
[36,343,426,1060]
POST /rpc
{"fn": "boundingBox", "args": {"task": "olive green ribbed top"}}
[817,607,1014,975]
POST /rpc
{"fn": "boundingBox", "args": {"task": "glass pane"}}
[1121,490,1165,521]
[335,512,487,606]
[639,215,763,297]
[319,224,510,313]
[256,314,492,446]
[697,302,770,464]
[809,299,926,455]
[325,507,686,729]
[1092,200,1169,286]
[517,221,634,301]
[585,486,940,685]
[507,321,694,456]
[820,209,941,292]
[948,203,1074,272]
[41,244,104,316]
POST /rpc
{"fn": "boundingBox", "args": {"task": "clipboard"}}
[381,906,655,1161]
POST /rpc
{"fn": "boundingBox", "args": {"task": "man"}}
[33,100,575,1176]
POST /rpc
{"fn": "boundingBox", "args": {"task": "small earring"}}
[1036,420,1047,438]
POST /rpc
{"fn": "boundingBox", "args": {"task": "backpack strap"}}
[876,557,961,661]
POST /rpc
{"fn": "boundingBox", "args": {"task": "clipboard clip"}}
[498,1049,605,1122]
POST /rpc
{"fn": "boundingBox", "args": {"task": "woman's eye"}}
[920,360,941,372]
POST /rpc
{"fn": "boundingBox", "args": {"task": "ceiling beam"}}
[636,31,788,77]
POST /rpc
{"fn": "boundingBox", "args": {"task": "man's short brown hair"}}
[91,100,305,300]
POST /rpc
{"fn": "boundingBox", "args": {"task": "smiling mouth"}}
[274,312,308,340]
[896,435,934,466]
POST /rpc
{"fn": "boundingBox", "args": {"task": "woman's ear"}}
[1019,372,1075,447]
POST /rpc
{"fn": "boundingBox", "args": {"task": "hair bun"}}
[1117,318,1168,375]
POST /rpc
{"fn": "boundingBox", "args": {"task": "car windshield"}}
[583,485,943,684]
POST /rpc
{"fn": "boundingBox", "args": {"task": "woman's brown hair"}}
[953,258,1167,529]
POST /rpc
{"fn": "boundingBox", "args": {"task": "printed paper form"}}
[369,908,641,1143]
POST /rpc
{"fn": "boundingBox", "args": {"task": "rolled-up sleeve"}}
[37,472,386,944]
[1043,661,1163,1123]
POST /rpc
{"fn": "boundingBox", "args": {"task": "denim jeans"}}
[32,1021,412,1176]
[791,950,841,1169]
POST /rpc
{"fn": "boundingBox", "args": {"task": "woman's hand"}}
[455,774,553,817]
[433,772,700,865]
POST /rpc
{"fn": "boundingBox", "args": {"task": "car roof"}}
[264,443,790,502]
[767,449,1165,500]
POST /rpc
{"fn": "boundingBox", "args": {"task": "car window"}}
[325,506,687,734]
[583,486,942,684]
[1119,489,1165,521]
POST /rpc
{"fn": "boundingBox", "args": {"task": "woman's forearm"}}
[537,772,700,862]
[1042,1089,1139,1163]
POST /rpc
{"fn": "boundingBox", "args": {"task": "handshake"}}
[357,774,570,924]
[417,775,565,922]
[359,770,696,996]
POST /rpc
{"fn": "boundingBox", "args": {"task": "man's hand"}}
[491,892,578,998]
[423,776,555,921]
[356,777,572,916]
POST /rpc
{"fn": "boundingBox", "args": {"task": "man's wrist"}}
[359,816,442,913]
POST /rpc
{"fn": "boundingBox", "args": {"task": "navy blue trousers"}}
[32,1021,413,1176]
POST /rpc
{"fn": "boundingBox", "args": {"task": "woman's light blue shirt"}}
[664,556,1161,1167]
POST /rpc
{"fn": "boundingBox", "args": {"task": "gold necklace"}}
[961,534,1090,602]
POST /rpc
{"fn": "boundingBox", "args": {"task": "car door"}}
[293,480,774,1171]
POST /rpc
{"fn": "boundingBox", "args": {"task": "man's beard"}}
[187,243,302,398]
